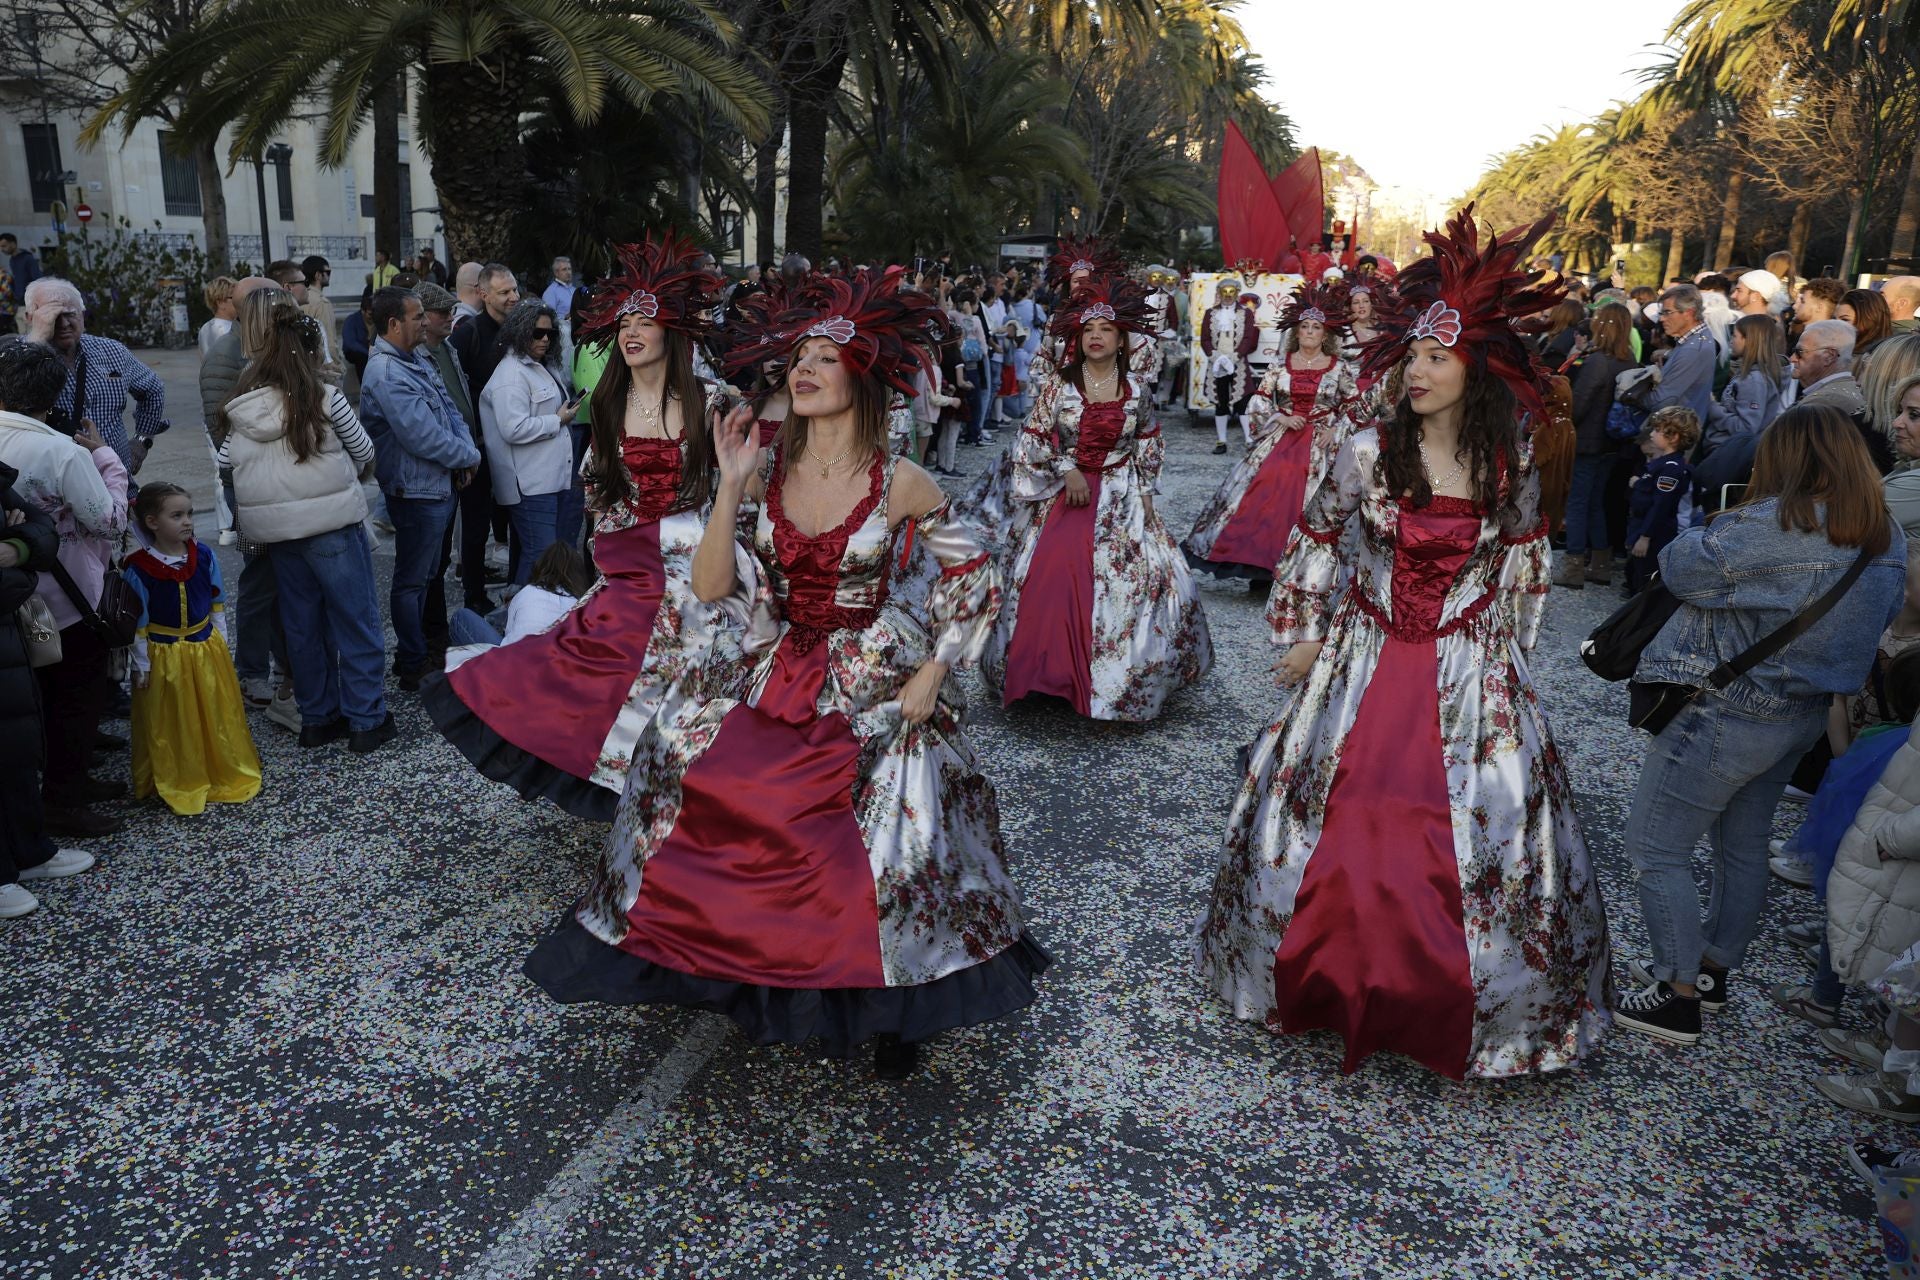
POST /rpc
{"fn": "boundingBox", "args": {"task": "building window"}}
[157,130,202,217]
[21,123,62,213]
[275,155,293,221]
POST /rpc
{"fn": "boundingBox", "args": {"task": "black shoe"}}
[298,718,350,749]
[1211,442,1227,454]
[1613,979,1702,1044]
[349,713,397,755]
[57,776,128,805]
[396,667,427,693]
[874,1033,920,1081]
[1627,957,1730,1012]
[42,804,126,838]
[92,728,130,753]
[104,688,132,720]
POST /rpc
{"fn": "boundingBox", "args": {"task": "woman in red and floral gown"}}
[425,236,740,820]
[527,269,1047,1080]
[1196,209,1611,1079]
[984,276,1211,721]
[1183,280,1358,585]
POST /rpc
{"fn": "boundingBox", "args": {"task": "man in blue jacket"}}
[359,286,482,690]
[1649,284,1717,426]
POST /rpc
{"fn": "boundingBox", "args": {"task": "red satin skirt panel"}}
[1207,428,1311,573]
[1269,633,1476,1079]
[615,635,887,989]
[446,520,664,779]
[1001,474,1102,715]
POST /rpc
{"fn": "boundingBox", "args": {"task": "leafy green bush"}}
[40,217,220,347]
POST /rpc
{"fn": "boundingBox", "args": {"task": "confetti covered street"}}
[0,374,1891,1279]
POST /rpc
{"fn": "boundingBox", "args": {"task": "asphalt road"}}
[0,353,1893,1278]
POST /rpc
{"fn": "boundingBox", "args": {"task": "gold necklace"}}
[807,443,852,479]
[626,383,666,433]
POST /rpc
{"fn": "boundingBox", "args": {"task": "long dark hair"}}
[585,326,713,514]
[216,291,328,458]
[777,367,890,468]
[1375,364,1521,519]
[1742,403,1893,554]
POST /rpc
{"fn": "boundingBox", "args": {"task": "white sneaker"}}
[218,530,239,547]
[265,691,302,733]
[1769,850,1816,889]
[19,848,93,881]
[241,677,275,707]
[0,883,39,917]
[1783,784,1815,804]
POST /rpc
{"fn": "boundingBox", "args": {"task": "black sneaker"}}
[1614,979,1702,1045]
[873,1033,920,1081]
[298,718,350,749]
[1211,441,1228,454]
[1628,957,1731,1012]
[1849,1141,1920,1187]
[349,713,398,755]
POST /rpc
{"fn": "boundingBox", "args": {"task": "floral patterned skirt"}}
[528,626,1048,1054]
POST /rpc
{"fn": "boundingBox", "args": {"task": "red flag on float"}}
[1217,120,1289,273]
[1271,147,1324,257]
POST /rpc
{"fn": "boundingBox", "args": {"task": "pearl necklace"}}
[1085,368,1120,401]
[1420,437,1465,490]
[627,382,666,433]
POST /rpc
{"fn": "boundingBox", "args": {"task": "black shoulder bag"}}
[46,554,141,649]
[1581,542,1875,736]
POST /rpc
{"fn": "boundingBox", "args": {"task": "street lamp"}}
[252,141,293,266]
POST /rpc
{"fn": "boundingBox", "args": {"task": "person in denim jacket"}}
[1615,403,1909,1046]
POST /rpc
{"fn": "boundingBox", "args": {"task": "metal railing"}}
[149,231,199,252]
[228,234,264,263]
[287,234,367,261]
[399,236,437,261]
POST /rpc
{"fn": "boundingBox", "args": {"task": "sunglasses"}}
[532,327,556,336]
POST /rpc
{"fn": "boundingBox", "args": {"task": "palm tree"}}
[84,0,772,264]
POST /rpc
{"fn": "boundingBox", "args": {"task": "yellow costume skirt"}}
[132,631,263,815]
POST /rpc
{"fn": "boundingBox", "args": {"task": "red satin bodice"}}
[766,451,888,652]
[1287,357,1331,420]
[1387,496,1481,638]
[620,436,685,521]
[1072,400,1127,470]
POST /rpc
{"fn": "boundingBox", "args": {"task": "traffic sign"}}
[75,203,93,224]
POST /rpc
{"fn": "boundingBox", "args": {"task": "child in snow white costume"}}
[526,269,1048,1081]
[983,275,1212,720]
[1195,208,1611,1080]
[1183,278,1360,585]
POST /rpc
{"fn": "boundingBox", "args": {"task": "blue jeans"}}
[557,423,590,553]
[1565,453,1613,557]
[449,606,503,647]
[505,491,563,585]
[269,524,388,731]
[234,549,288,684]
[385,491,458,674]
[1812,941,1846,1010]
[964,362,991,443]
[1624,692,1827,984]
[986,355,1006,421]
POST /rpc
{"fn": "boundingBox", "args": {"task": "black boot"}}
[874,1033,920,1081]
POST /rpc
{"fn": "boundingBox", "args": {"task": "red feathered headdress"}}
[725,267,952,397]
[1274,278,1350,333]
[1046,235,1128,291]
[1048,275,1155,344]
[575,233,726,349]
[719,271,812,368]
[1357,205,1566,423]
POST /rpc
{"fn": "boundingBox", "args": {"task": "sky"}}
[1239,0,1681,220]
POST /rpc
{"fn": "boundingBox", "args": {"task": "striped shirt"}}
[214,385,375,469]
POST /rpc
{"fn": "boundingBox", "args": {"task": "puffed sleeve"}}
[1244,366,1283,436]
[1134,414,1164,492]
[1497,435,1551,652]
[1010,378,1071,504]
[913,499,1001,667]
[1265,432,1364,645]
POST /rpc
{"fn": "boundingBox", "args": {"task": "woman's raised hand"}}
[713,402,763,492]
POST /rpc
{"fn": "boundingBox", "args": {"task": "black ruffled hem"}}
[524,912,1052,1056]
[1183,549,1273,584]
[420,673,618,823]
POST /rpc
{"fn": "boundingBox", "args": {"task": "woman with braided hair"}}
[983,275,1211,720]
[1183,279,1359,586]
[527,268,1047,1081]
[1196,208,1610,1080]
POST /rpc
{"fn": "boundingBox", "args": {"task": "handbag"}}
[1615,365,1658,412]
[46,554,140,648]
[1582,543,1877,735]
[16,594,61,667]
[1606,402,1646,441]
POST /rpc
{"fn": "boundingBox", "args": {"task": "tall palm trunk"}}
[1788,200,1815,281]
[191,135,231,271]
[753,111,785,263]
[1663,229,1686,283]
[425,54,528,265]
[1891,132,1920,266]
[1842,186,1866,282]
[1712,169,1743,268]
[373,74,403,263]
[783,45,848,260]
